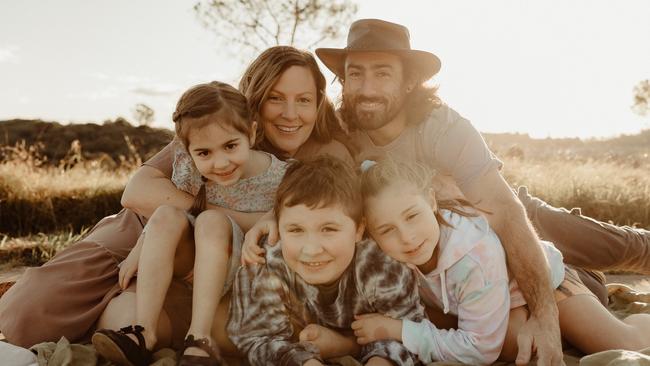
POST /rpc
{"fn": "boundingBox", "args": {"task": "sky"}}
[1,0,649,139]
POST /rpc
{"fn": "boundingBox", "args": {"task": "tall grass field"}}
[1,127,649,267]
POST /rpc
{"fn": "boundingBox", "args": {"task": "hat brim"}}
[315,48,441,81]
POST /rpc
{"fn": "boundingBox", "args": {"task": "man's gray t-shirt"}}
[350,104,503,194]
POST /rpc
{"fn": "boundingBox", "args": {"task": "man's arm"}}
[462,168,563,365]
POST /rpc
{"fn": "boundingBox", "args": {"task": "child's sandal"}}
[92,325,152,366]
[178,334,225,366]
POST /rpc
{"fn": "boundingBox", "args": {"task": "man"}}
[311,19,650,365]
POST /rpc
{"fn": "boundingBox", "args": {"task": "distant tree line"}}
[0,119,173,167]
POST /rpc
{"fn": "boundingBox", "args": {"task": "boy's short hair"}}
[274,156,362,224]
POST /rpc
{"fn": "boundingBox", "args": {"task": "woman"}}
[0,46,352,354]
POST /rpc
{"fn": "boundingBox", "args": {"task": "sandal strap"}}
[94,326,152,366]
[118,325,148,353]
[184,335,222,361]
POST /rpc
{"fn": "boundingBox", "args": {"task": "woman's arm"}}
[121,164,194,218]
[121,158,264,230]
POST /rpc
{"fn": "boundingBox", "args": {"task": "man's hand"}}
[516,311,564,366]
[241,210,278,265]
[299,324,360,359]
[351,313,402,345]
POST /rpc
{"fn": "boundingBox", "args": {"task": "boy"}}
[227,156,425,366]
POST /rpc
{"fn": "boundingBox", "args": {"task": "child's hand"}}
[118,251,139,290]
[303,359,324,366]
[351,313,402,345]
[299,324,360,359]
[241,239,266,265]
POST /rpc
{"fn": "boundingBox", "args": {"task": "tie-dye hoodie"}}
[228,238,426,366]
[401,210,565,365]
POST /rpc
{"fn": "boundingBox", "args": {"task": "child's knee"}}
[195,210,232,244]
[149,205,189,231]
[195,210,230,230]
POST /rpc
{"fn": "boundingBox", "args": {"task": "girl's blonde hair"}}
[239,46,350,159]
[360,158,480,227]
[172,81,254,216]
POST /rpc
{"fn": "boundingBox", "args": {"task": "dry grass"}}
[0,229,91,267]
[0,160,130,201]
[1,137,648,267]
[0,142,132,235]
[502,157,650,229]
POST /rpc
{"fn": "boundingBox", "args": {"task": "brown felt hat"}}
[316,19,441,81]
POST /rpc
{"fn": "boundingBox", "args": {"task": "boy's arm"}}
[227,251,322,366]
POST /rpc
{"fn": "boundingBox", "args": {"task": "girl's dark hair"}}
[172,81,253,216]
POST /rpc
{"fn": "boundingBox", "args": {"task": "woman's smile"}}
[274,124,302,134]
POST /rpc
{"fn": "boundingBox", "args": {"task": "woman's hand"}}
[241,210,279,265]
[351,313,402,345]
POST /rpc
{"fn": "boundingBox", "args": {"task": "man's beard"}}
[341,93,405,131]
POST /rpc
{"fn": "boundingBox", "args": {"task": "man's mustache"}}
[347,96,388,106]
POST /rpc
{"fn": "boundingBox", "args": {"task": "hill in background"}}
[1,118,649,166]
[0,118,173,167]
[485,130,650,163]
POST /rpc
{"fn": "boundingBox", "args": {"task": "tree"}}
[632,79,650,117]
[132,103,155,127]
[193,0,358,59]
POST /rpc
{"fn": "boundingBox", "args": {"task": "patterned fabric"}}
[228,238,426,366]
[171,139,287,212]
[403,210,565,365]
[169,139,287,299]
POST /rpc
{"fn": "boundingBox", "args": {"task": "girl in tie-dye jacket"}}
[356,159,650,365]
[227,157,426,366]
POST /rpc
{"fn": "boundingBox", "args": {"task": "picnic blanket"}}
[3,283,650,366]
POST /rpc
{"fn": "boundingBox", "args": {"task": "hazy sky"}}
[2,0,649,138]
